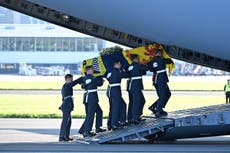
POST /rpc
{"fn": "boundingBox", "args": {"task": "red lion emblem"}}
[144,43,161,58]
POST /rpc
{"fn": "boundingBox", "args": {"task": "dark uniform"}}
[107,67,129,129]
[80,74,103,135]
[127,62,148,123]
[78,88,103,134]
[106,85,112,129]
[149,56,173,116]
[59,77,82,141]
[148,71,159,113]
[127,79,133,124]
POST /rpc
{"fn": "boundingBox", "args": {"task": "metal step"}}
[147,104,230,128]
[146,104,230,140]
[74,104,230,144]
[74,118,174,144]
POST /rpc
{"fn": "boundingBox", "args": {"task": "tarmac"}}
[0,119,230,152]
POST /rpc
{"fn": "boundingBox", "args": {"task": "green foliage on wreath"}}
[100,45,123,56]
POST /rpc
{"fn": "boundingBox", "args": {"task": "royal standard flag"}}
[81,43,175,76]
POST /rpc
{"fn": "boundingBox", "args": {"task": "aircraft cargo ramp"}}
[74,104,230,144]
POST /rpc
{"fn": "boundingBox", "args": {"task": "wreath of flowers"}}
[100,45,123,56]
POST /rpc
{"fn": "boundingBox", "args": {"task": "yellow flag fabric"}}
[81,43,175,76]
[122,44,175,74]
[81,56,107,77]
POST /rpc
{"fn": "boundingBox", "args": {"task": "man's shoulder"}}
[83,75,91,80]
[152,57,160,63]
[62,83,70,89]
[83,75,90,81]
[133,62,142,67]
[112,68,119,73]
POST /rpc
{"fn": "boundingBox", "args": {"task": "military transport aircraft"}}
[1,0,230,143]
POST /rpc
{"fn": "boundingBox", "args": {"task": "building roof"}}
[0,24,92,37]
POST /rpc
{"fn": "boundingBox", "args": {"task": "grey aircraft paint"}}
[28,0,230,61]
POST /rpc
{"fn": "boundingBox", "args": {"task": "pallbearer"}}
[81,65,106,137]
[59,74,82,142]
[148,49,174,117]
[79,78,106,135]
[106,60,129,130]
[127,54,148,124]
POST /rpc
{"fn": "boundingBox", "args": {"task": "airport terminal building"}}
[0,7,106,75]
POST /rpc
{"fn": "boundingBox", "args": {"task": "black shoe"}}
[119,122,128,127]
[78,130,83,134]
[160,110,168,116]
[148,106,153,110]
[131,120,141,125]
[107,126,112,131]
[83,132,96,138]
[96,128,106,133]
[67,137,74,141]
[112,125,123,130]
[138,118,146,122]
[112,126,118,130]
[155,112,162,118]
[148,107,157,114]
[59,138,68,142]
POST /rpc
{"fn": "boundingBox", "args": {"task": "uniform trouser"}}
[59,109,72,139]
[78,105,87,133]
[226,92,230,104]
[139,91,145,116]
[111,95,127,126]
[81,101,103,133]
[156,82,171,113]
[130,90,145,121]
[79,103,103,133]
[149,84,169,111]
[149,84,159,110]
[107,98,112,128]
[127,91,133,122]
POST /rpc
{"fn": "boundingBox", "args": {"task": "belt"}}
[108,83,120,98]
[109,83,120,87]
[129,76,142,91]
[85,89,97,103]
[155,69,166,84]
[156,69,166,74]
[131,76,142,80]
[63,96,73,100]
[86,89,97,93]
